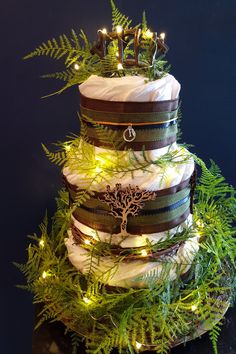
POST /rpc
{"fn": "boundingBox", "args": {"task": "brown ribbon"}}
[81,135,177,151]
[71,223,181,262]
[80,94,179,113]
[63,174,192,199]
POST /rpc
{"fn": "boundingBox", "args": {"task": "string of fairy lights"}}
[38,217,205,334]
[72,26,167,72]
[37,26,205,351]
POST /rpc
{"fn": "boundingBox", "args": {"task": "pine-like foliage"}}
[209,324,222,354]
[16,157,236,353]
[24,29,91,67]
[110,0,132,31]
[23,1,171,94]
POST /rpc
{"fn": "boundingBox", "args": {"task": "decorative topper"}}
[100,183,156,236]
[91,27,169,68]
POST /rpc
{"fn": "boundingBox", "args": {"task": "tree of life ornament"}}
[100,183,156,236]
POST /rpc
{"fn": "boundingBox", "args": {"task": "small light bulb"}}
[101,28,107,34]
[83,297,92,304]
[74,63,80,71]
[145,29,153,39]
[141,249,148,257]
[159,32,166,41]
[65,145,71,152]
[95,165,102,173]
[95,156,106,165]
[117,63,123,70]
[39,239,45,248]
[196,219,204,228]
[116,26,123,34]
[191,304,197,312]
[42,271,48,279]
[115,52,119,57]
[84,239,91,245]
[135,341,142,350]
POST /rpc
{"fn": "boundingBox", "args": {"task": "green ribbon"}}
[83,123,177,143]
[80,106,178,124]
[73,197,190,233]
[70,187,190,212]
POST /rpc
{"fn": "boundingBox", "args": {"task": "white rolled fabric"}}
[79,74,180,102]
[63,146,194,192]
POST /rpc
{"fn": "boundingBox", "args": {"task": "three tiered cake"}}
[20,3,236,353]
[64,74,199,288]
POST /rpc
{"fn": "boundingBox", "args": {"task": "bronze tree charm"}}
[101,183,156,236]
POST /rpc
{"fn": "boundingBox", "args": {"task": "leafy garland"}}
[20,1,236,353]
[16,159,236,354]
[43,131,193,207]
[23,1,170,96]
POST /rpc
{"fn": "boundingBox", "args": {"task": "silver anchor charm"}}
[123,125,136,142]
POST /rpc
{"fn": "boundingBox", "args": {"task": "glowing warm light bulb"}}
[135,341,142,350]
[42,271,48,279]
[95,165,102,173]
[196,219,204,228]
[74,63,80,71]
[65,145,71,152]
[84,239,91,245]
[191,304,198,312]
[116,25,123,34]
[141,249,148,257]
[117,63,123,70]
[83,297,92,304]
[159,32,166,41]
[116,52,119,57]
[101,28,107,34]
[145,29,153,39]
[95,156,106,166]
[39,239,45,248]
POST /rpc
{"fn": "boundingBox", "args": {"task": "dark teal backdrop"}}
[1,1,236,353]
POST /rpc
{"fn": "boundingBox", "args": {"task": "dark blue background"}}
[1,1,236,353]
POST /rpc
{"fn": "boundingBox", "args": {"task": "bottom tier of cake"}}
[65,227,199,288]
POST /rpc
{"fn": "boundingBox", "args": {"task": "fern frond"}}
[110,0,132,31]
[42,144,67,166]
[142,11,148,32]
[23,29,90,66]
[41,69,75,82]
[70,331,81,354]
[74,189,95,207]
[209,323,222,354]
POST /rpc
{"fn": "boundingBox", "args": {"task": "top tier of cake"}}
[78,74,181,154]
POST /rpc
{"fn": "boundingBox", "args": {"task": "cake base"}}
[32,304,236,354]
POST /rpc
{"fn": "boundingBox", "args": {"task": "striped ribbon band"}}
[80,106,178,124]
[78,194,190,216]
[79,95,179,151]
[80,117,178,150]
[72,194,190,235]
[72,208,190,235]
